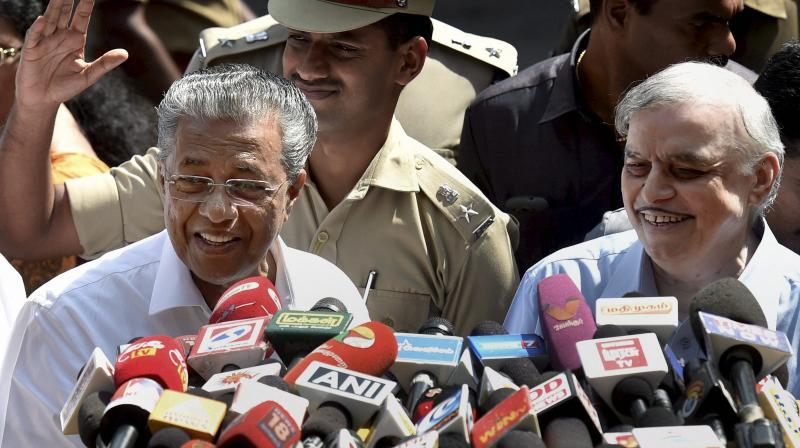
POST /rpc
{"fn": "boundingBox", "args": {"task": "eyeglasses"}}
[0,46,20,65]
[166,174,288,207]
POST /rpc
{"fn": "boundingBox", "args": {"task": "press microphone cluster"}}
[61,274,798,448]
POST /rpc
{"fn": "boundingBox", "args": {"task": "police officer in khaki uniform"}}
[187,13,517,164]
[555,0,798,72]
[0,0,519,336]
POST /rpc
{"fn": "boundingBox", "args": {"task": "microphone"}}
[115,336,189,392]
[390,332,463,414]
[264,306,352,365]
[301,402,351,448]
[325,428,366,448]
[537,273,597,371]
[201,360,285,397]
[632,425,725,447]
[216,401,301,448]
[594,296,678,344]
[228,378,309,426]
[676,358,737,439]
[470,386,537,448]
[419,317,456,337]
[293,360,397,428]
[77,390,112,448]
[542,417,594,448]
[576,332,668,419]
[476,366,519,411]
[467,321,548,374]
[311,297,348,314]
[690,279,792,423]
[61,347,116,436]
[362,394,416,448]
[447,346,479,394]
[391,431,439,447]
[412,385,464,424]
[496,429,546,448]
[101,377,165,448]
[528,371,603,442]
[147,427,191,448]
[415,384,474,443]
[283,321,398,387]
[147,389,227,441]
[209,276,282,324]
[758,376,800,447]
[188,316,273,380]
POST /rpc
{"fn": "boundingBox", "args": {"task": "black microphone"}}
[77,390,112,448]
[146,427,191,448]
[301,403,351,448]
[496,430,546,448]
[542,417,594,448]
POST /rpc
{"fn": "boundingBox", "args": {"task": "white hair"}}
[156,64,317,181]
[615,62,784,214]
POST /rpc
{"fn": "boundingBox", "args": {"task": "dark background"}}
[252,0,577,71]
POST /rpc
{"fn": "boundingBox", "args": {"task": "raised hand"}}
[16,0,128,111]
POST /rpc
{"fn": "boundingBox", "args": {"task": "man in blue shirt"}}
[505,61,800,394]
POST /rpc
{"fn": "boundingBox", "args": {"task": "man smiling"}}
[0,0,368,444]
[504,62,800,393]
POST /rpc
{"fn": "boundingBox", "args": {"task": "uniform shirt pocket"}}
[358,288,433,333]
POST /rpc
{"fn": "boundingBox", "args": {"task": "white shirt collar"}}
[148,233,295,316]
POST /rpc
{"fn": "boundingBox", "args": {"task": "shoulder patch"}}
[415,149,499,243]
[431,18,518,77]
[186,15,288,73]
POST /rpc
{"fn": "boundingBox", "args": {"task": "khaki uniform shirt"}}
[65,121,519,335]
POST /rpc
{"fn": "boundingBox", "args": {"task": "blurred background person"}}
[556,0,799,72]
[87,0,255,104]
[755,41,800,253]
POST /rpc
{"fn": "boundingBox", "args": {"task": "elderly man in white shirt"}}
[0,2,369,445]
[505,61,800,394]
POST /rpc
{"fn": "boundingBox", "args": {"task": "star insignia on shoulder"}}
[459,203,479,223]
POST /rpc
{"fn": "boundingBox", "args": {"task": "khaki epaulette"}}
[431,18,518,77]
[414,147,499,243]
[186,15,288,73]
[745,0,789,19]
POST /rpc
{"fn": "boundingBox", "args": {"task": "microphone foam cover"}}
[497,430,546,448]
[499,358,541,387]
[147,427,192,448]
[418,316,456,336]
[210,277,282,324]
[689,278,765,347]
[470,321,507,337]
[593,324,628,339]
[284,321,398,385]
[77,390,112,448]
[311,297,348,313]
[634,406,683,428]
[114,335,188,391]
[257,375,289,392]
[438,433,470,448]
[543,418,594,448]
[537,274,597,370]
[611,377,653,416]
[480,388,516,416]
[301,403,350,439]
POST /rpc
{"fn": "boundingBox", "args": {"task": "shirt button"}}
[317,232,329,243]
[415,159,424,170]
